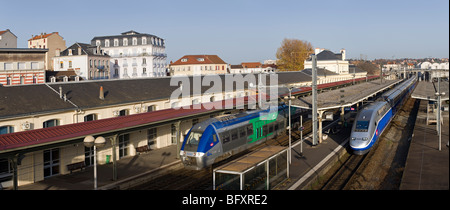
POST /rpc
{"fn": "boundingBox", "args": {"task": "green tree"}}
[276,38,313,71]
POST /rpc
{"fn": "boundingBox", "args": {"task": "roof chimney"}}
[99,86,105,100]
[78,47,82,55]
[340,49,346,61]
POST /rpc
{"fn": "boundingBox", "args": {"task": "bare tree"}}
[276,38,313,71]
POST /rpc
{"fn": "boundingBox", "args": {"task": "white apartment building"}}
[304,48,349,74]
[91,31,167,79]
[52,43,110,80]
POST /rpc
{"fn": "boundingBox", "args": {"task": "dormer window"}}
[132,37,137,45]
[197,58,205,62]
[181,58,188,62]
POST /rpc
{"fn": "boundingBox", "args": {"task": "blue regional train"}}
[180,105,301,170]
[350,75,417,155]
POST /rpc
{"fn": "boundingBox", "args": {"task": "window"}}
[84,114,97,122]
[43,148,60,178]
[114,39,118,46]
[69,61,72,68]
[222,132,230,144]
[142,37,147,45]
[132,37,137,45]
[119,109,128,116]
[171,124,178,144]
[0,126,14,134]
[4,63,12,70]
[105,39,110,47]
[123,38,128,46]
[143,68,147,74]
[20,76,25,85]
[43,119,59,128]
[239,127,246,138]
[118,134,129,159]
[184,131,202,151]
[31,62,39,69]
[18,62,26,70]
[181,58,188,62]
[96,40,101,46]
[355,121,369,132]
[6,77,11,85]
[60,61,63,69]
[33,76,37,84]
[0,158,12,179]
[84,146,94,166]
[90,60,92,67]
[197,58,204,62]
[142,58,146,64]
[231,129,238,141]
[147,127,157,148]
[247,125,254,137]
[147,105,156,112]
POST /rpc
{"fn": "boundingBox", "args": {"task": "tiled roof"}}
[0,97,251,154]
[28,32,59,41]
[170,55,227,66]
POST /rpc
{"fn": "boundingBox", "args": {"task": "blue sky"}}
[1,0,448,64]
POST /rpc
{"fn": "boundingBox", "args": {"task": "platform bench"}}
[136,145,151,154]
[67,161,85,174]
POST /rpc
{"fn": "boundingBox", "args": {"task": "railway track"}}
[130,116,316,190]
[316,96,419,190]
[320,153,367,190]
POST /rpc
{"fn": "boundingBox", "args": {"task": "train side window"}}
[239,127,246,138]
[213,134,217,142]
[262,125,268,136]
[222,132,230,144]
[257,127,262,138]
[247,125,253,136]
[231,129,238,141]
[269,123,274,133]
[274,123,279,131]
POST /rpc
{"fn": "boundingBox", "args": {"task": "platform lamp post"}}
[84,135,106,190]
[435,78,445,151]
[284,87,295,164]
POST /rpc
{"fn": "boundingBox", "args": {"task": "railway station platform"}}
[275,120,353,190]
[15,145,181,190]
[400,99,449,190]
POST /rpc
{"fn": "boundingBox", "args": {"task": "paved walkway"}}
[18,145,180,190]
[400,100,449,190]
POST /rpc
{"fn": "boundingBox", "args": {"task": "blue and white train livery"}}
[350,75,417,155]
[180,105,301,170]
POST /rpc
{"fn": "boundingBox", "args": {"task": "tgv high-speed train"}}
[350,75,417,155]
[180,105,301,170]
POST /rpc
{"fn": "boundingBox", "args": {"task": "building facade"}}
[52,43,110,80]
[0,29,17,48]
[304,48,349,74]
[0,48,47,86]
[91,31,167,79]
[28,32,66,71]
[170,55,227,76]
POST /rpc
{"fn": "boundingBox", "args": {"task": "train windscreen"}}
[184,132,202,152]
[355,121,369,132]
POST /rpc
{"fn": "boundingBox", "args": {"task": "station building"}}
[0,71,366,188]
